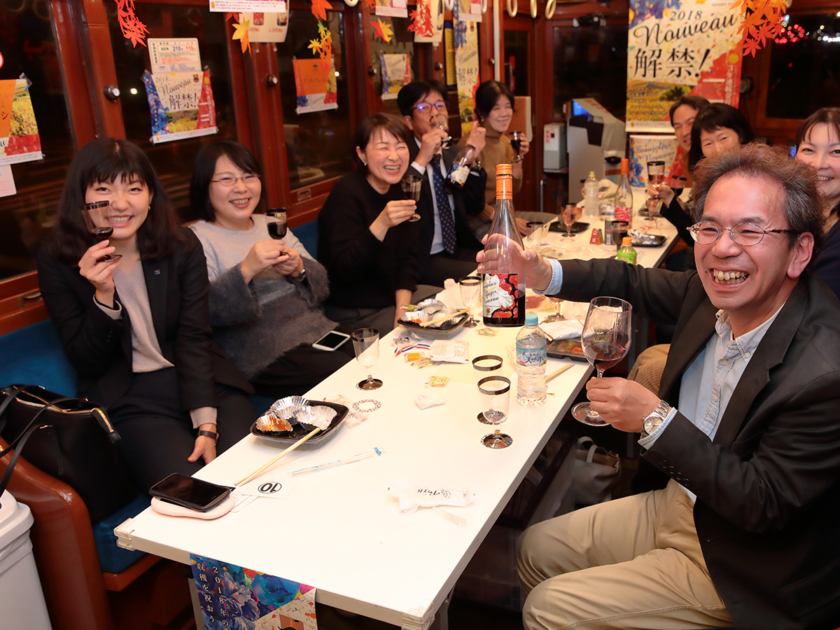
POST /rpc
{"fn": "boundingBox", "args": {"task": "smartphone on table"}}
[150,473,232,512]
[312,330,350,351]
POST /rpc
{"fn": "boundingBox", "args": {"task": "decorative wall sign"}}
[453,1,479,135]
[375,0,408,18]
[240,12,290,43]
[293,57,338,114]
[142,71,218,144]
[148,38,202,74]
[209,0,286,13]
[410,0,443,44]
[626,0,744,132]
[190,554,317,630]
[114,0,149,48]
[381,53,412,100]
[0,78,43,166]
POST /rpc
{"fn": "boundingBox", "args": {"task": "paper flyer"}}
[142,71,218,144]
[375,0,408,18]
[381,53,412,101]
[456,0,482,22]
[626,0,743,132]
[148,38,202,74]
[0,165,16,197]
[0,78,43,166]
[628,134,678,187]
[209,0,286,13]
[411,0,443,44]
[190,555,317,630]
[453,2,479,136]
[240,12,289,42]
[293,57,338,115]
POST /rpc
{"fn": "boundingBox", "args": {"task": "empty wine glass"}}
[644,160,666,217]
[478,375,512,448]
[401,174,423,223]
[459,277,481,327]
[509,131,525,163]
[430,114,452,149]
[543,297,564,323]
[561,204,582,238]
[351,328,382,390]
[266,209,287,239]
[473,355,503,424]
[83,201,123,261]
[571,297,632,426]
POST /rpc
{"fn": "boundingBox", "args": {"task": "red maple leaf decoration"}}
[742,35,762,57]
[311,0,331,21]
[225,12,237,21]
[114,0,149,48]
[364,0,376,9]
[371,19,386,41]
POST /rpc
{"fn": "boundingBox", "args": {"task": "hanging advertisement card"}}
[190,554,317,630]
[240,12,289,42]
[293,57,338,115]
[453,2,479,135]
[626,0,743,132]
[381,53,412,100]
[0,165,16,198]
[411,0,443,44]
[148,38,202,74]
[456,0,482,23]
[628,134,678,187]
[375,0,408,19]
[0,78,42,166]
[142,71,218,144]
[209,0,286,13]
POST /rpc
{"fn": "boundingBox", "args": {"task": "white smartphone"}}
[312,330,350,351]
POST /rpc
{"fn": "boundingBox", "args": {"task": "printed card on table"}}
[0,78,43,166]
[293,57,338,115]
[375,0,408,18]
[148,38,202,74]
[142,70,218,144]
[191,554,317,630]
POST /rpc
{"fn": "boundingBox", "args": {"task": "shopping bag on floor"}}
[574,436,620,505]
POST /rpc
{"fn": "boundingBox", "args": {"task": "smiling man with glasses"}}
[480,144,840,629]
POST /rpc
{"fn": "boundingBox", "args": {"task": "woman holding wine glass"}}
[189,141,350,398]
[37,138,255,492]
[318,113,439,333]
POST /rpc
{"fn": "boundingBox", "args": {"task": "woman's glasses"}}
[211,174,260,187]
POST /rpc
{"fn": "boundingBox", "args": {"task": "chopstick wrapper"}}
[387,477,475,514]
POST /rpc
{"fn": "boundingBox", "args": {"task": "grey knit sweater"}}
[190,216,335,379]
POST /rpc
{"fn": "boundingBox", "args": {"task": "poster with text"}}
[0,164,16,197]
[148,38,201,74]
[293,57,338,115]
[456,0,482,22]
[626,0,743,132]
[376,0,408,18]
[412,0,443,44]
[240,12,289,42]
[628,134,678,187]
[142,71,218,144]
[381,53,412,100]
[0,79,43,166]
[190,554,317,630]
[209,0,286,13]
[453,2,479,135]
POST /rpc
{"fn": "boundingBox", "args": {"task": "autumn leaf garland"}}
[732,0,787,57]
[114,0,149,48]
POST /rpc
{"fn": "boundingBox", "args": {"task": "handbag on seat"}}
[0,384,138,521]
[574,436,621,506]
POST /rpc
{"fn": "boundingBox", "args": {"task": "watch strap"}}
[198,429,219,443]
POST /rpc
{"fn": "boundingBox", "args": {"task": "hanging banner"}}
[190,554,317,630]
[142,71,218,144]
[456,0,482,23]
[628,134,678,187]
[410,0,443,44]
[293,57,338,115]
[375,0,408,18]
[453,2,479,136]
[626,0,743,132]
[0,78,43,166]
[240,12,289,42]
[209,0,286,13]
[148,38,202,74]
[381,53,412,101]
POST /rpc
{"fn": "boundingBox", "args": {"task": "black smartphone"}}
[149,473,232,512]
[312,330,350,351]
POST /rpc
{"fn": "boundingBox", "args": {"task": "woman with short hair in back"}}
[317,113,439,333]
[189,141,351,399]
[37,138,255,491]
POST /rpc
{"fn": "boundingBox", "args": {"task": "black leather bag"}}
[0,385,138,521]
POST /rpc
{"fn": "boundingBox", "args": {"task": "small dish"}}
[250,401,349,448]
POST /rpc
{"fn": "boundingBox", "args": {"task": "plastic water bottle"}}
[516,314,547,407]
[584,171,599,218]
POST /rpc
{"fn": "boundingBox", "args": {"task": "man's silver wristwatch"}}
[640,400,672,438]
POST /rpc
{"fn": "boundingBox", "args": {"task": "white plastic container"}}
[0,491,52,630]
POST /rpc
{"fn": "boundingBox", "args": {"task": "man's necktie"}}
[429,154,457,255]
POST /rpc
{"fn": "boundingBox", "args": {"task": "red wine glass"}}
[401,174,423,223]
[509,131,524,163]
[266,209,287,240]
[571,296,632,426]
[83,201,122,261]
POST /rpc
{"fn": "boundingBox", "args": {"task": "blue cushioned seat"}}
[292,220,318,259]
[92,494,150,573]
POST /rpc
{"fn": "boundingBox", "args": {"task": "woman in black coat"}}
[38,138,254,491]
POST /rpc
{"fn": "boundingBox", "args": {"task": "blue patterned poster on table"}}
[190,554,317,629]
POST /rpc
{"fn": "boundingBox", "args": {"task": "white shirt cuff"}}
[638,406,678,449]
[190,406,218,430]
[411,161,425,175]
[533,259,564,296]
[94,295,122,319]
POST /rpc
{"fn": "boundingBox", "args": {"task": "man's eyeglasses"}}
[211,174,260,187]
[414,102,448,114]
[689,221,801,247]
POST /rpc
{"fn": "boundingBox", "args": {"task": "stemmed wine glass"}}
[401,174,423,223]
[430,114,452,149]
[459,277,481,327]
[543,297,564,323]
[83,201,122,261]
[561,204,582,238]
[477,375,513,448]
[351,328,382,390]
[509,131,525,163]
[571,297,632,426]
[644,161,666,218]
[266,209,287,239]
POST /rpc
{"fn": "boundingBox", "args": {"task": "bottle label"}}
[616,248,637,265]
[516,341,546,367]
[448,163,470,187]
[614,206,631,223]
[483,273,520,319]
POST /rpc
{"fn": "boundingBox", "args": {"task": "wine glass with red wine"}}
[266,209,287,240]
[401,174,423,223]
[509,131,524,163]
[571,297,632,426]
[83,201,122,261]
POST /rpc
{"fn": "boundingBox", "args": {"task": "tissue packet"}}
[430,340,469,364]
[387,477,475,514]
